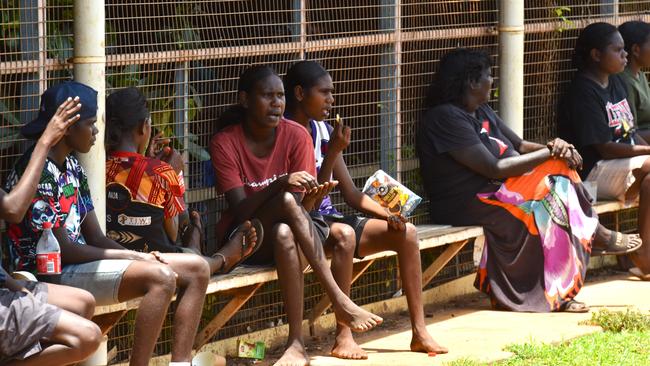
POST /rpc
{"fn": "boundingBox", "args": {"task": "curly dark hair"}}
[424,48,492,108]
[572,22,619,71]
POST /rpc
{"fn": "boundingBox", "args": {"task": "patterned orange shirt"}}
[106,151,185,219]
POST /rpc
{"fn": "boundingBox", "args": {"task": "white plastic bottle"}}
[35,221,61,284]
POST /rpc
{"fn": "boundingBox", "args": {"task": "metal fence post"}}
[73,0,107,231]
[498,0,524,137]
[379,0,400,178]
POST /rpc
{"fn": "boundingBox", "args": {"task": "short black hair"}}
[619,21,650,54]
[424,48,492,108]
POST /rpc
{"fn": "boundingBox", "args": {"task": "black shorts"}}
[323,214,370,259]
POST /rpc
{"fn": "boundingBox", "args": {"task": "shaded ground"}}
[228,269,649,365]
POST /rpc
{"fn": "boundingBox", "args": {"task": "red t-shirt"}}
[210,118,316,198]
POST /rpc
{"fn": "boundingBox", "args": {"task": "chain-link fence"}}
[2,1,650,363]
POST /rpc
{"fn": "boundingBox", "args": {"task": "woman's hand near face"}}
[147,130,171,158]
[329,116,351,154]
[158,147,185,175]
[39,97,82,147]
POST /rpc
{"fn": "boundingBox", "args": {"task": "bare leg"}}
[323,223,369,360]
[631,174,650,273]
[45,283,96,319]
[624,157,650,202]
[7,310,101,366]
[356,220,448,354]
[117,261,178,366]
[251,191,382,332]
[158,253,210,362]
[271,223,309,366]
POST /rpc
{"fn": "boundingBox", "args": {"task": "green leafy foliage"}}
[554,7,574,33]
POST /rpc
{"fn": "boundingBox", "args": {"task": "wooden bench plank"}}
[593,201,634,215]
[95,225,484,316]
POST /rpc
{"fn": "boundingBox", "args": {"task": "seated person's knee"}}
[330,225,356,253]
[278,191,300,211]
[69,319,102,360]
[77,288,96,318]
[145,264,178,295]
[405,222,418,242]
[187,255,211,282]
[272,223,295,250]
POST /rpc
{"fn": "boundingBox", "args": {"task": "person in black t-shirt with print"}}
[559,22,650,280]
[418,48,641,313]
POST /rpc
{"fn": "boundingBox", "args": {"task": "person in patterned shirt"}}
[0,95,101,365]
[105,87,261,274]
[6,81,210,366]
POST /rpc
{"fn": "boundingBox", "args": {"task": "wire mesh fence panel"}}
[2,0,650,363]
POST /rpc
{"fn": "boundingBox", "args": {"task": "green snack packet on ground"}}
[237,339,265,360]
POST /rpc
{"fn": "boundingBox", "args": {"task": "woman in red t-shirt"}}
[210,66,382,365]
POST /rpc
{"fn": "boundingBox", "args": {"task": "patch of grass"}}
[444,358,485,366]
[444,309,650,366]
[581,308,650,332]
[499,330,649,366]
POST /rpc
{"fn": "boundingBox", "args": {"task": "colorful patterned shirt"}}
[4,147,94,272]
[106,151,185,219]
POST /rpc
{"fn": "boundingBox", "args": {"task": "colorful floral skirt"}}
[448,160,598,312]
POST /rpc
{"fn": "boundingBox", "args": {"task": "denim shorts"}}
[60,259,133,306]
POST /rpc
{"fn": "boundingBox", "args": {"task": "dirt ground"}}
[225,268,648,366]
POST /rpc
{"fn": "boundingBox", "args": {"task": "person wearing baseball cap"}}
[6,80,210,366]
[0,85,104,366]
[21,81,98,140]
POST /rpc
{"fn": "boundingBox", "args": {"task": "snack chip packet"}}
[237,339,265,360]
[362,170,421,217]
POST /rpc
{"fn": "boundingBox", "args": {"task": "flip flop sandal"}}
[629,267,650,281]
[559,300,589,313]
[213,219,264,274]
[592,232,642,256]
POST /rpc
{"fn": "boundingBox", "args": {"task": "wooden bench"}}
[93,224,484,350]
[92,199,637,354]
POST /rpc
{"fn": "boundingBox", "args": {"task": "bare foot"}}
[274,340,309,366]
[332,298,383,332]
[182,210,204,253]
[331,327,367,360]
[410,332,448,354]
